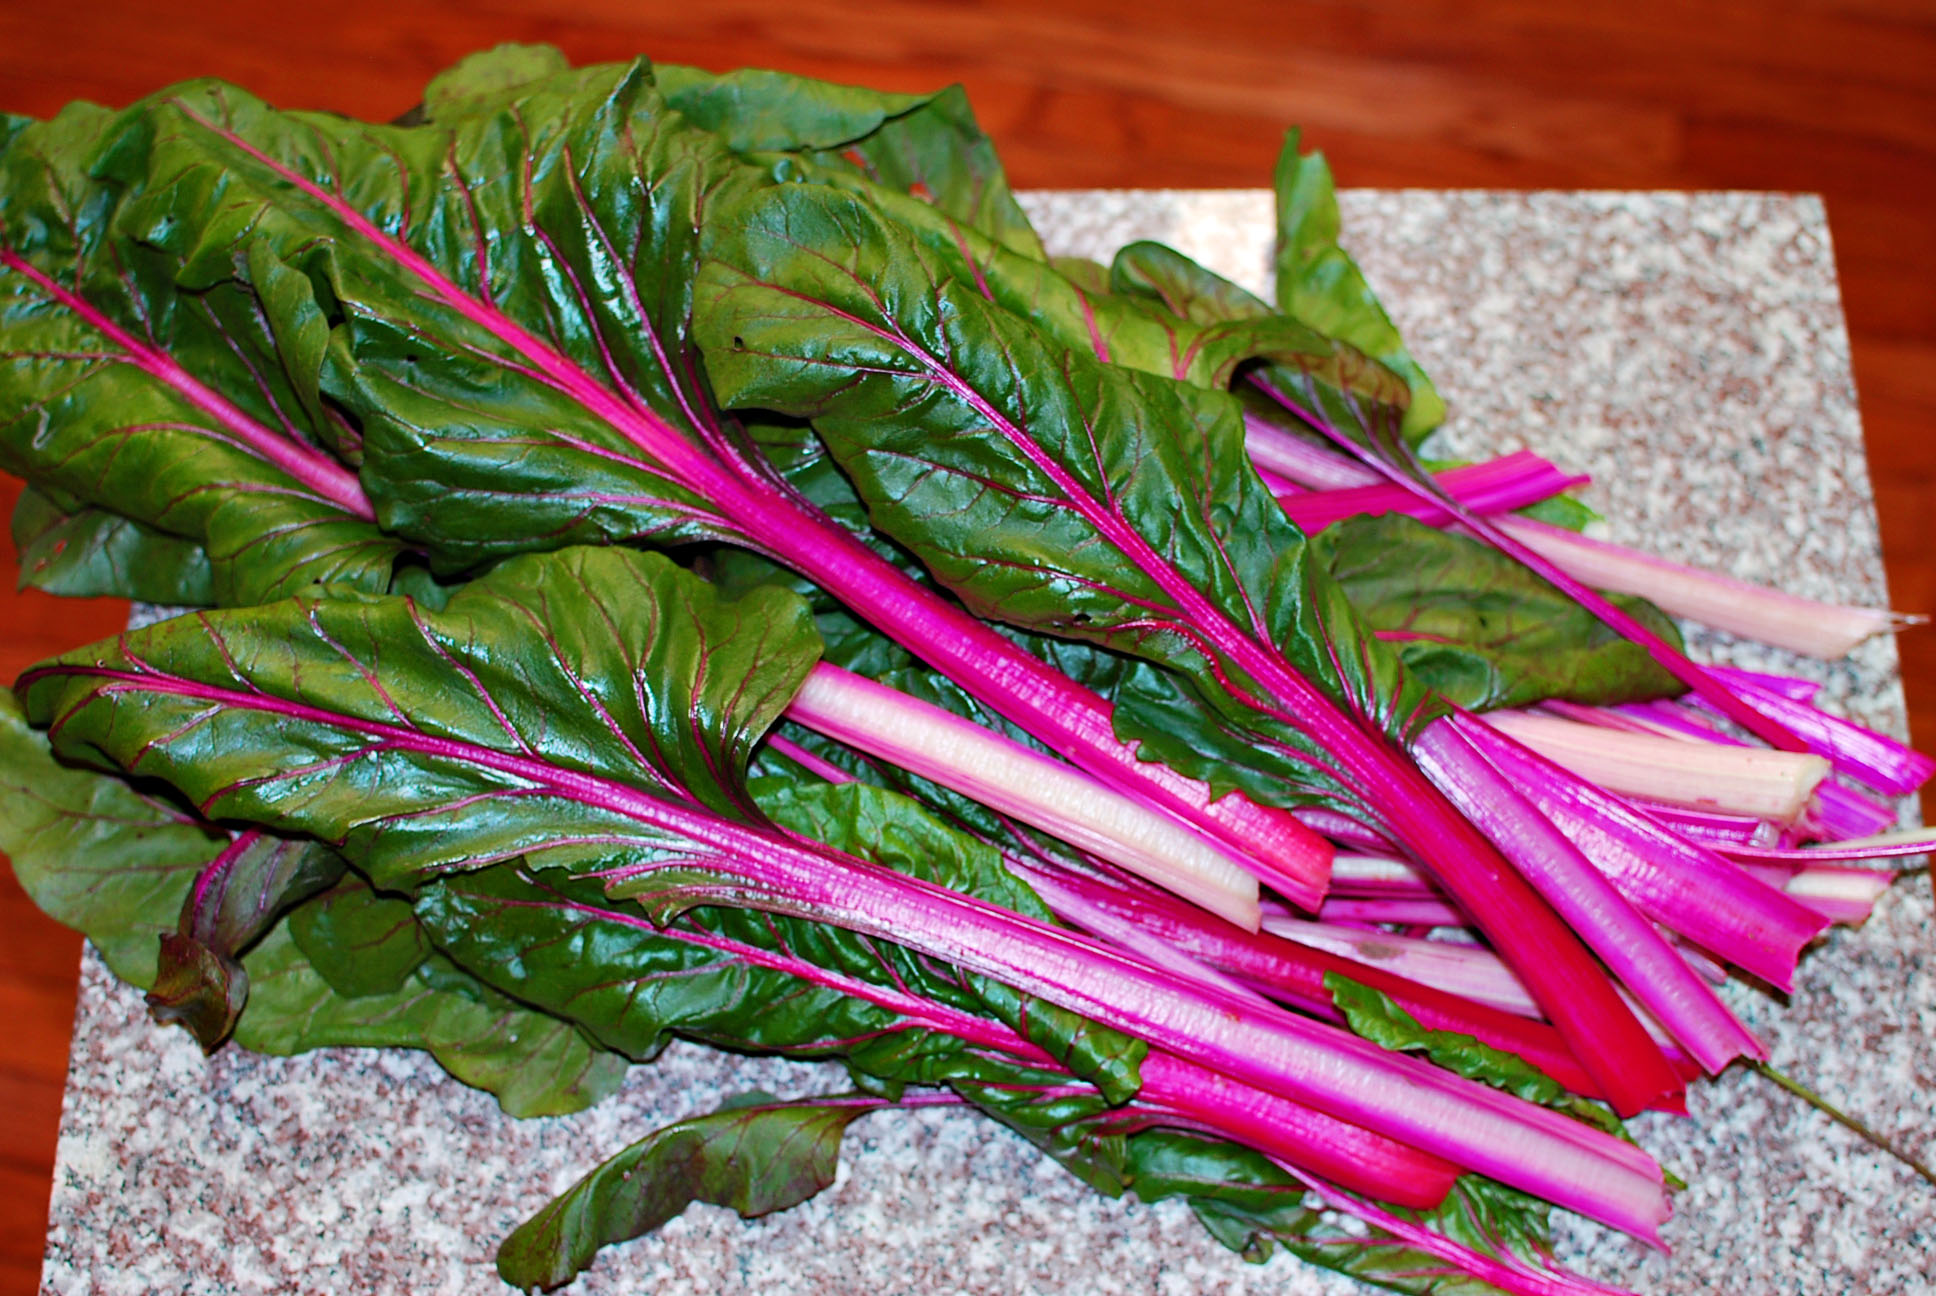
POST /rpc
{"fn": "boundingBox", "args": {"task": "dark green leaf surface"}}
[289,872,431,998]
[655,61,1047,262]
[697,182,1441,819]
[20,547,819,892]
[1193,1179,1546,1296]
[1110,238,1274,325]
[1321,514,1686,710]
[497,1091,878,1290]
[109,65,767,573]
[420,43,574,122]
[793,181,1340,394]
[1273,131,1445,442]
[19,546,1140,1101]
[0,103,398,604]
[148,829,345,1049]
[236,920,627,1118]
[11,488,216,604]
[0,686,224,986]
[2,677,621,1112]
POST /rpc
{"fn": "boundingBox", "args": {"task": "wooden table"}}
[5,5,1934,1292]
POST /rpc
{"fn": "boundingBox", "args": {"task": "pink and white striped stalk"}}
[510,870,1463,1207]
[1481,710,1829,821]
[595,835,1671,1240]
[1418,716,1763,1074]
[1276,450,1588,533]
[1011,860,1610,1102]
[786,664,1267,926]
[1498,515,1909,660]
[1447,714,1827,989]
[1241,412,1904,661]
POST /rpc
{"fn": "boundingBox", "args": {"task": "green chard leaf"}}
[419,42,574,121]
[289,871,431,997]
[799,177,1347,394]
[1273,129,1446,442]
[236,917,627,1119]
[1320,513,1686,710]
[2,666,620,1110]
[0,101,398,604]
[1193,1176,1560,1296]
[654,61,1048,262]
[17,547,819,892]
[1110,238,1274,325]
[695,181,1442,819]
[17,546,1143,1107]
[11,487,216,605]
[146,829,345,1049]
[101,63,771,575]
[497,1090,883,1291]
[0,685,223,986]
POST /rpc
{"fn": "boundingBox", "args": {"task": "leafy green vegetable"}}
[289,872,431,998]
[19,547,821,889]
[10,487,215,604]
[0,104,398,604]
[236,919,628,1119]
[420,42,574,121]
[1273,129,1446,442]
[697,181,1437,819]
[0,686,222,986]
[1320,513,1686,710]
[656,63,1048,264]
[418,826,1144,1102]
[146,830,345,1049]
[496,1090,882,1290]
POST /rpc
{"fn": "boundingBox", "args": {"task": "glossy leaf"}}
[1111,238,1275,325]
[697,181,1438,819]
[11,488,215,604]
[808,181,1343,394]
[1320,514,1686,711]
[289,871,431,998]
[0,102,396,604]
[107,64,764,573]
[420,42,574,121]
[19,545,1140,1101]
[20,547,818,889]
[696,180,1684,1121]
[654,62,1047,262]
[91,68,1330,900]
[1273,130,1445,441]
[148,828,345,1049]
[0,685,223,986]
[147,933,249,1049]
[1193,1176,1578,1296]
[420,44,1043,266]
[496,1090,881,1290]
[418,820,1144,1102]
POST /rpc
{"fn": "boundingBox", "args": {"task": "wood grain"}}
[3,4,1930,1289]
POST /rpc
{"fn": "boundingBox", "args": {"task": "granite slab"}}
[41,191,1933,1296]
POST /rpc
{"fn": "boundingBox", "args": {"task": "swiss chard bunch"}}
[4,543,1662,1294]
[1,41,1925,1296]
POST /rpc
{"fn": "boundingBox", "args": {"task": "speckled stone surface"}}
[43,192,1933,1295]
